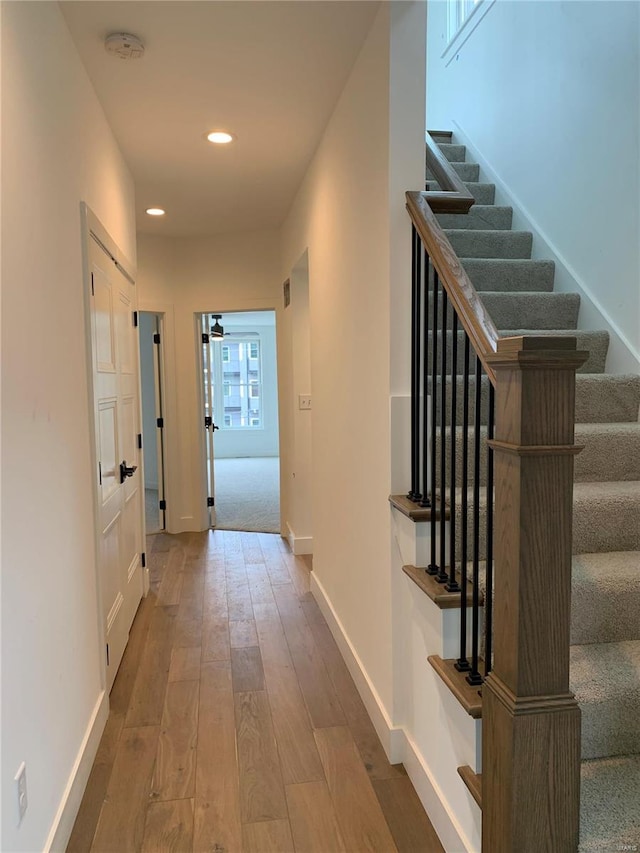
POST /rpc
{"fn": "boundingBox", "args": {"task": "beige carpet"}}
[213,457,280,533]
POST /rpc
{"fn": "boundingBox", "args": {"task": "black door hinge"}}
[98,461,102,485]
[207,496,215,507]
[141,552,146,568]
[137,433,142,449]
[133,310,138,327]
[156,417,164,429]
[106,643,110,666]
[153,333,161,345]
[91,273,95,296]
[202,332,209,344]
[159,499,167,510]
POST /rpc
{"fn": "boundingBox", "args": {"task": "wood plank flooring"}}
[68,530,444,853]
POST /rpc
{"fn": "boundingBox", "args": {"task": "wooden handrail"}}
[424,132,475,213]
[406,189,499,384]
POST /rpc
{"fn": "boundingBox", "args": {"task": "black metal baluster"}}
[436,288,449,584]
[484,383,495,676]
[421,251,431,508]
[408,225,421,501]
[467,354,484,686]
[455,334,471,672]
[446,313,461,592]
[426,271,439,573]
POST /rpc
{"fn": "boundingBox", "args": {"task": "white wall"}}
[212,313,279,459]
[427,0,640,371]
[280,0,427,738]
[137,231,281,532]
[140,313,159,489]
[1,3,136,850]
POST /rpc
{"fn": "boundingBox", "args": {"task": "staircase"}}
[426,133,640,851]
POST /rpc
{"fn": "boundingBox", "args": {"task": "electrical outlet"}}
[15,762,27,824]
[298,394,312,410]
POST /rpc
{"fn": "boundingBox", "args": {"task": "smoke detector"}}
[104,33,145,60]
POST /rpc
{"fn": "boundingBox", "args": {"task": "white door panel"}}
[93,266,116,373]
[98,401,119,503]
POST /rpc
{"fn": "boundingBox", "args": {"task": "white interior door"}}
[152,315,167,531]
[201,316,217,527]
[89,232,144,691]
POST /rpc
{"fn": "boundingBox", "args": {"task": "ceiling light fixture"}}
[207,131,235,145]
[210,314,225,340]
[145,207,165,216]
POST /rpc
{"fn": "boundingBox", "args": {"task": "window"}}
[445,0,490,51]
[202,320,264,431]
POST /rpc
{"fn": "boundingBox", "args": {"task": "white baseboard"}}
[286,523,313,555]
[310,573,404,762]
[44,690,109,852]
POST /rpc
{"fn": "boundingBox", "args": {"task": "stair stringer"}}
[391,506,482,852]
[449,121,640,375]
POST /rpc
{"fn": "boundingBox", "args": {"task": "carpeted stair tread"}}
[575,375,640,423]
[480,291,580,330]
[428,161,479,182]
[579,754,640,851]
[433,551,639,646]
[572,481,640,553]
[451,480,640,556]
[427,328,603,375]
[435,142,466,162]
[499,330,609,373]
[436,423,640,487]
[429,131,453,144]
[426,179,496,204]
[571,552,640,645]
[461,258,555,292]
[436,205,513,231]
[571,640,640,759]
[460,182,495,204]
[444,229,533,259]
[574,423,640,482]
[428,373,639,423]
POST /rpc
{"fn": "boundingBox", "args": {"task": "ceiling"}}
[60,1,380,237]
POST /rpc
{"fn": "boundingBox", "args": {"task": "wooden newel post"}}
[482,336,588,852]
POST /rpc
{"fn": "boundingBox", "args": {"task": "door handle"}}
[204,416,219,431]
[120,461,138,483]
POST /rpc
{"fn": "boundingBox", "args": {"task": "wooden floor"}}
[68,530,444,853]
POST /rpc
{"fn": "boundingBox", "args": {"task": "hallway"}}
[68,531,443,852]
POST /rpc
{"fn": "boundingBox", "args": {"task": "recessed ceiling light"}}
[145,207,165,216]
[207,131,235,145]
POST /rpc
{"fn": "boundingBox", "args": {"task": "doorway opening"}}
[200,309,280,533]
[139,312,166,534]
